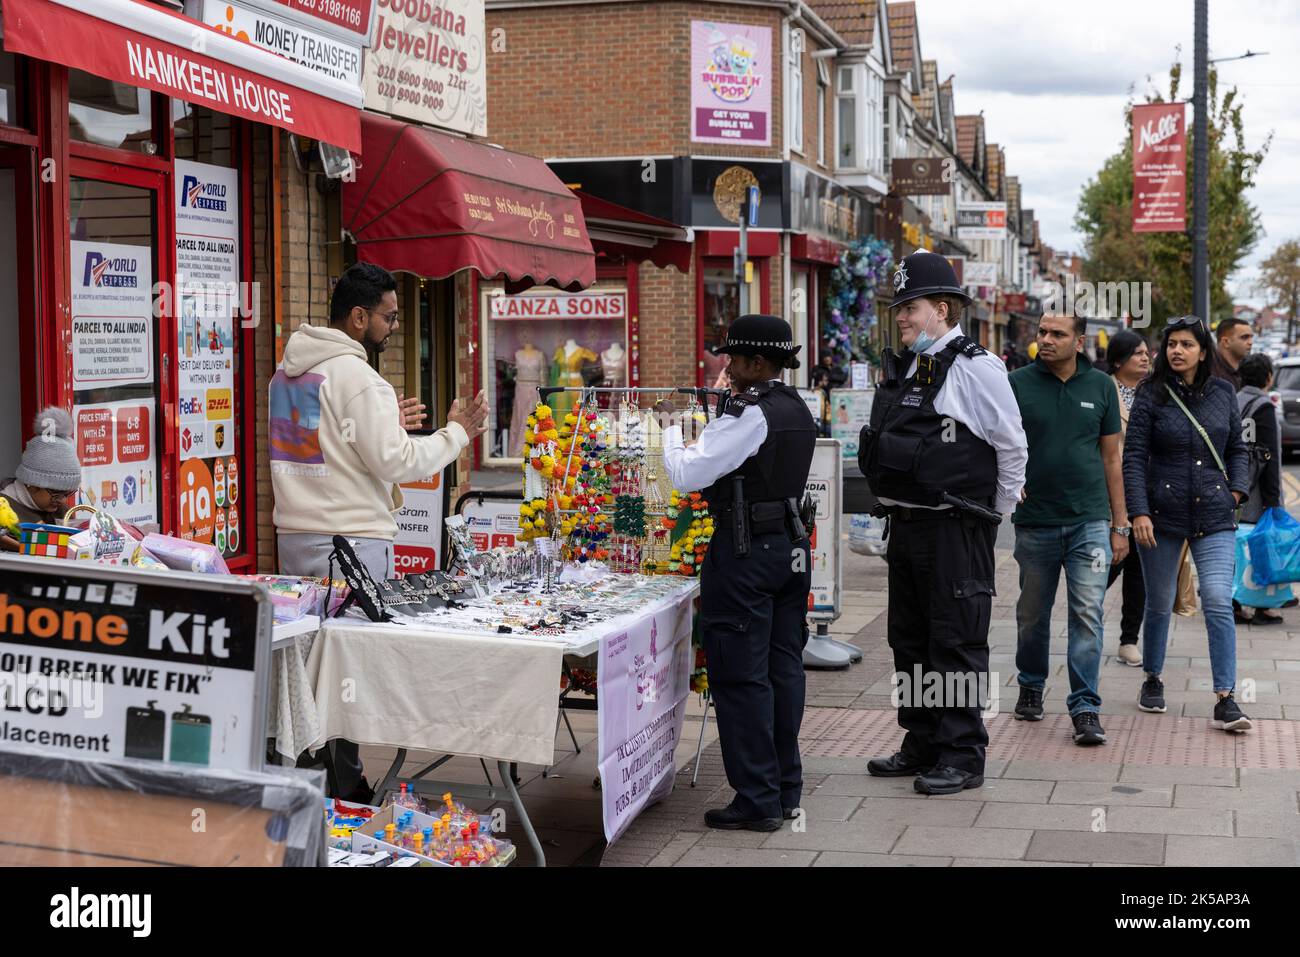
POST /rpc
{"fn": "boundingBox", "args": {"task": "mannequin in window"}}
[551,337,597,415]
[601,341,626,388]
[510,334,548,457]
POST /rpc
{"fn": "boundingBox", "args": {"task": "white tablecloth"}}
[304,619,567,766]
[270,579,700,768]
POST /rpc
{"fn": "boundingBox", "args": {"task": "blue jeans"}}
[1136,530,1237,692]
[1014,521,1110,715]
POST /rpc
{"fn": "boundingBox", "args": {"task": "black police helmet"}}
[711,314,802,368]
[890,251,971,309]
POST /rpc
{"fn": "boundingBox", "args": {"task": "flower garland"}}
[822,236,894,369]
[556,409,611,563]
[643,490,713,576]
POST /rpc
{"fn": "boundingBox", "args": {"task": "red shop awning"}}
[343,113,595,291]
[2,0,362,150]
[574,190,692,273]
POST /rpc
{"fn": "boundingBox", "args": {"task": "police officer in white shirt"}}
[859,251,1027,794]
[656,314,818,831]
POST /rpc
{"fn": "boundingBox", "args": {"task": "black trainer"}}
[1071,711,1107,745]
[1138,675,1166,713]
[1014,686,1044,721]
[1212,694,1252,733]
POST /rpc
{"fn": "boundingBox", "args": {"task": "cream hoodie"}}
[269,325,469,539]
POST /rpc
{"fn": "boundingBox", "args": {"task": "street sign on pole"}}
[747,185,760,227]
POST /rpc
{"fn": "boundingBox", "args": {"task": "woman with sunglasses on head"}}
[1122,316,1253,733]
[0,407,83,552]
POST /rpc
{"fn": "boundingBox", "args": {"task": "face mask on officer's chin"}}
[910,307,944,353]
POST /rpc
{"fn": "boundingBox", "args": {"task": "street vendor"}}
[656,314,818,832]
[1,407,83,553]
[269,261,488,802]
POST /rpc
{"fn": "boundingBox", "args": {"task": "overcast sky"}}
[918,0,1298,307]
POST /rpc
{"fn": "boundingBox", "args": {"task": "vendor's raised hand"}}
[449,393,489,436]
[398,396,427,431]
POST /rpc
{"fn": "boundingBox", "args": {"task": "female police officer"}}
[860,252,1027,794]
[656,314,818,830]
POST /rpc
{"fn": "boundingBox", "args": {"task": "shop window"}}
[69,70,156,154]
[701,266,761,387]
[836,66,856,169]
[68,178,160,531]
[173,102,234,166]
[480,283,630,462]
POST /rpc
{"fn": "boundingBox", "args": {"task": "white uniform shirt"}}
[661,382,781,492]
[877,324,1028,514]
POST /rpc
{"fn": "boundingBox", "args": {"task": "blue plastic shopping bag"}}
[1234,523,1294,608]
[1247,507,1300,586]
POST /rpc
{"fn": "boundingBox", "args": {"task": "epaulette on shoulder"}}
[723,382,773,417]
[951,335,987,359]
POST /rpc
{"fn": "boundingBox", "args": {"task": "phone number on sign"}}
[282,0,364,30]
[374,82,444,111]
[373,65,446,95]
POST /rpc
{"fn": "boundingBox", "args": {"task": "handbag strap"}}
[1165,384,1229,480]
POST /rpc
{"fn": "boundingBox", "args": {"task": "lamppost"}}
[1192,0,1267,323]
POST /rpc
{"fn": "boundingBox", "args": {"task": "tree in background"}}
[1075,58,1270,330]
[1256,240,1300,346]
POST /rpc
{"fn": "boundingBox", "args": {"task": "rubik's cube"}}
[19,523,79,560]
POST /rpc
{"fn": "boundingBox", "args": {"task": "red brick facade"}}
[485,1,840,391]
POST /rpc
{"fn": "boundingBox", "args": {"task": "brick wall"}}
[251,132,339,573]
[637,260,697,388]
[485,1,784,160]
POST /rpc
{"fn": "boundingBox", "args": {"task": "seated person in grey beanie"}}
[0,407,83,552]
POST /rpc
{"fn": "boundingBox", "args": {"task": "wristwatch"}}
[1111,526,1132,537]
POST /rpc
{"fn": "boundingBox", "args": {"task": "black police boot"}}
[703,803,783,832]
[914,765,984,795]
[866,751,931,777]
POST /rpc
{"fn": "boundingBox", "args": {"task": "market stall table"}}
[299,574,699,866]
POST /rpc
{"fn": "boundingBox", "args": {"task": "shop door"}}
[0,146,36,481]
[67,160,171,535]
[790,268,811,389]
[700,261,764,387]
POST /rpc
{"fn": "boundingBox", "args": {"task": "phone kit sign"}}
[0,560,269,772]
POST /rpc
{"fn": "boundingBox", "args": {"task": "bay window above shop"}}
[835,64,858,170]
[787,30,803,154]
[835,62,886,185]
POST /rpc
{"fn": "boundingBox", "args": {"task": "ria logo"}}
[83,251,139,288]
[182,174,229,211]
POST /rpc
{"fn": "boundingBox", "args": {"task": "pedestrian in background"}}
[1123,316,1252,733]
[1105,330,1151,665]
[1234,352,1286,625]
[1210,317,1252,390]
[1009,315,1128,746]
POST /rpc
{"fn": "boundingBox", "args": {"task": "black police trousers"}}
[886,511,995,774]
[699,526,812,819]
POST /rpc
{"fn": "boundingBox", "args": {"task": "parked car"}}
[1272,356,1300,458]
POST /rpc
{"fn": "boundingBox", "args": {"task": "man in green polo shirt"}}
[1008,314,1130,746]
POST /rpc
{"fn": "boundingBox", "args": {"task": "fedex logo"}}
[83,251,139,288]
[181,175,229,211]
[179,395,204,416]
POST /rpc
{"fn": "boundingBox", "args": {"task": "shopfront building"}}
[0,0,365,574]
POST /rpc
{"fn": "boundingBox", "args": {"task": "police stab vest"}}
[706,381,818,509]
[859,336,998,506]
